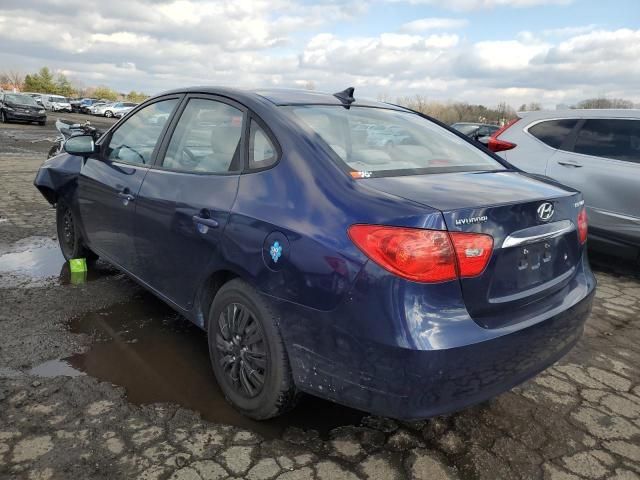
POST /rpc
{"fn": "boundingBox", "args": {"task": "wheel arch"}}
[194,268,241,330]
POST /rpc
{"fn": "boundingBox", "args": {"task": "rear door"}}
[77,97,180,270]
[134,95,246,309]
[547,118,640,243]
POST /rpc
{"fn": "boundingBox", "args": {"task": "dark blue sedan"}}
[34,87,595,420]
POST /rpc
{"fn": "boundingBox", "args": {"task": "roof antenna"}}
[334,87,355,107]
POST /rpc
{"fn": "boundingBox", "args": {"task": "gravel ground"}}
[0,113,639,480]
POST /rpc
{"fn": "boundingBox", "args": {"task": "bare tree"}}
[6,70,24,90]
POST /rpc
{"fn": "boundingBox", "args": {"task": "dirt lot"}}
[0,112,639,480]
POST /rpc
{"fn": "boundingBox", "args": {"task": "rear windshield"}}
[284,106,504,177]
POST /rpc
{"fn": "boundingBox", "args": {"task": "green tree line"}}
[15,66,149,102]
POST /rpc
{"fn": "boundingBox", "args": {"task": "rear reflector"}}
[577,207,588,244]
[487,118,519,153]
[348,225,493,283]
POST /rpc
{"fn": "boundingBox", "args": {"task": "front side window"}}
[249,120,277,169]
[106,99,178,165]
[285,106,504,177]
[162,98,243,173]
[574,119,640,163]
[527,119,578,150]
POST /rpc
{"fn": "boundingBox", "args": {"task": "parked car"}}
[42,94,72,112]
[488,109,640,261]
[70,98,84,113]
[79,98,100,114]
[89,102,111,115]
[0,92,47,125]
[451,122,500,143]
[103,102,137,118]
[34,87,595,420]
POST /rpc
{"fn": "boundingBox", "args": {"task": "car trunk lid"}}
[361,171,584,328]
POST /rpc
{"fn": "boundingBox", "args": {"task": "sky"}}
[1,0,639,107]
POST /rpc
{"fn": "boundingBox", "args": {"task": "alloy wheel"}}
[215,302,267,398]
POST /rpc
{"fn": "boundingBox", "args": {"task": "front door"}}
[547,118,640,243]
[77,97,180,270]
[134,95,245,310]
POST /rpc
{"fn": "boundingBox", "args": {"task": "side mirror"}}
[64,135,96,156]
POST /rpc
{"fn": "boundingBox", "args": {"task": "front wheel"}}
[1,111,9,123]
[208,279,298,420]
[104,110,113,118]
[56,200,97,262]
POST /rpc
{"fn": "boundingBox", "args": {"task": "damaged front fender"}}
[33,154,84,205]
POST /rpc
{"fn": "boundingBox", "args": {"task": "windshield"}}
[50,96,66,102]
[285,106,504,177]
[5,94,38,106]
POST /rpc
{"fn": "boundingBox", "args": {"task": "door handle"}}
[117,192,135,202]
[192,215,219,228]
[557,160,582,168]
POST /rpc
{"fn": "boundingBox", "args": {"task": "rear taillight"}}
[487,118,519,153]
[449,232,494,277]
[577,207,588,244]
[348,225,493,283]
[487,137,516,153]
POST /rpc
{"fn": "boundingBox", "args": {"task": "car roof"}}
[517,109,640,121]
[156,86,407,111]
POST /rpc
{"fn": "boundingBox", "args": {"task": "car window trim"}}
[95,94,184,168]
[152,93,249,176]
[243,113,282,174]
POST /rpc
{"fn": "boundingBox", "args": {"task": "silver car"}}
[103,102,137,118]
[490,109,640,260]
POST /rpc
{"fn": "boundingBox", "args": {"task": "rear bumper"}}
[275,253,595,419]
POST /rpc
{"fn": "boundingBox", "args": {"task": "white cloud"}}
[400,17,469,33]
[386,0,572,10]
[0,1,638,108]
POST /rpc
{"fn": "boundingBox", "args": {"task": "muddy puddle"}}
[65,293,365,438]
[0,236,116,288]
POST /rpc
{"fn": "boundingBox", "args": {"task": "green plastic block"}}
[69,258,87,273]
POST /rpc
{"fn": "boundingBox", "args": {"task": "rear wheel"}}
[39,120,46,126]
[1,111,9,123]
[105,110,113,118]
[56,200,98,262]
[208,279,298,419]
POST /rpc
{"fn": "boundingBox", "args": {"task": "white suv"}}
[489,109,640,260]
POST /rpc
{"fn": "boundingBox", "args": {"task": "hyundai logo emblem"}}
[537,202,555,222]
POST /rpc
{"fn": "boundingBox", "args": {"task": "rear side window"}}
[527,119,578,149]
[162,98,244,173]
[574,119,640,163]
[249,120,277,169]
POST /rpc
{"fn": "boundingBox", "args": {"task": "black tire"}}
[56,199,98,262]
[39,120,46,126]
[208,279,298,419]
[1,110,9,124]
[105,110,113,118]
